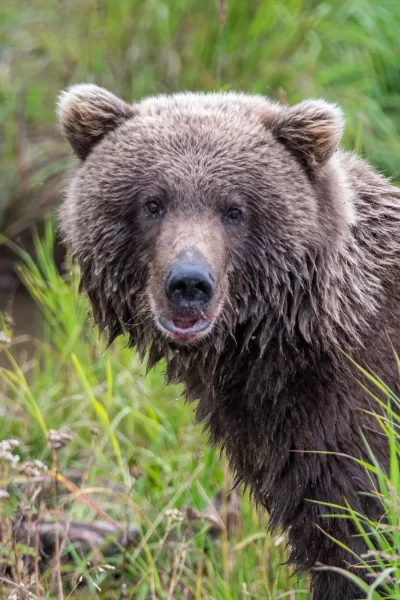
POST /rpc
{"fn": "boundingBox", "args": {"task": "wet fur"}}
[58,85,400,599]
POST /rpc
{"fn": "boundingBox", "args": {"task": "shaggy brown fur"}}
[57,84,400,600]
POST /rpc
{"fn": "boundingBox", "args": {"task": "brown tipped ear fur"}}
[57,84,137,159]
[268,99,344,174]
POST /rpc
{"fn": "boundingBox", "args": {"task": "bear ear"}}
[269,99,344,174]
[57,84,138,160]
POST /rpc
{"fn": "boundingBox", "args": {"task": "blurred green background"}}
[1,0,399,246]
[0,1,399,598]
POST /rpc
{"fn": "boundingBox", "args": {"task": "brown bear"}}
[57,84,400,600]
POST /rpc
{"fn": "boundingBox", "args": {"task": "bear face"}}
[58,85,351,351]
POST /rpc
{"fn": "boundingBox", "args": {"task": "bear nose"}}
[165,263,215,308]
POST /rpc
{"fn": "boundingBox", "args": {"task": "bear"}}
[57,83,400,600]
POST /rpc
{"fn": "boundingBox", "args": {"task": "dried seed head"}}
[165,508,185,522]
[0,439,20,453]
[6,439,19,450]
[129,466,143,479]
[0,489,10,501]
[19,459,48,478]
[0,440,20,469]
[0,332,10,346]
[0,449,16,463]
[47,429,73,450]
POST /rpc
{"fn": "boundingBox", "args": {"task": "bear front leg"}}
[311,569,366,600]
[270,451,383,600]
[286,507,370,600]
[282,474,380,600]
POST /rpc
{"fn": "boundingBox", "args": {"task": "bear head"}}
[58,84,353,358]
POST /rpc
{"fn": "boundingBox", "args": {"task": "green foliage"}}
[1,0,400,234]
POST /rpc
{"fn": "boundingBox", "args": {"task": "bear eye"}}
[226,206,243,222]
[144,199,163,217]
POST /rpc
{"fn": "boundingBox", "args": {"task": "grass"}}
[0,221,310,598]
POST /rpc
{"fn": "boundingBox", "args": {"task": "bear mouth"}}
[157,316,213,341]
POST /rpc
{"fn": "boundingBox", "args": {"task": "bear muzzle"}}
[156,258,216,342]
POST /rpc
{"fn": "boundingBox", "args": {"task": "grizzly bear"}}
[57,84,400,600]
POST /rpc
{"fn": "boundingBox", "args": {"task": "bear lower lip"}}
[157,316,212,339]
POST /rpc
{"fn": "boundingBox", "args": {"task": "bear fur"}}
[57,84,400,600]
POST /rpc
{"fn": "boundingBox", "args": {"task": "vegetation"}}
[1,0,400,235]
[1,0,400,597]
